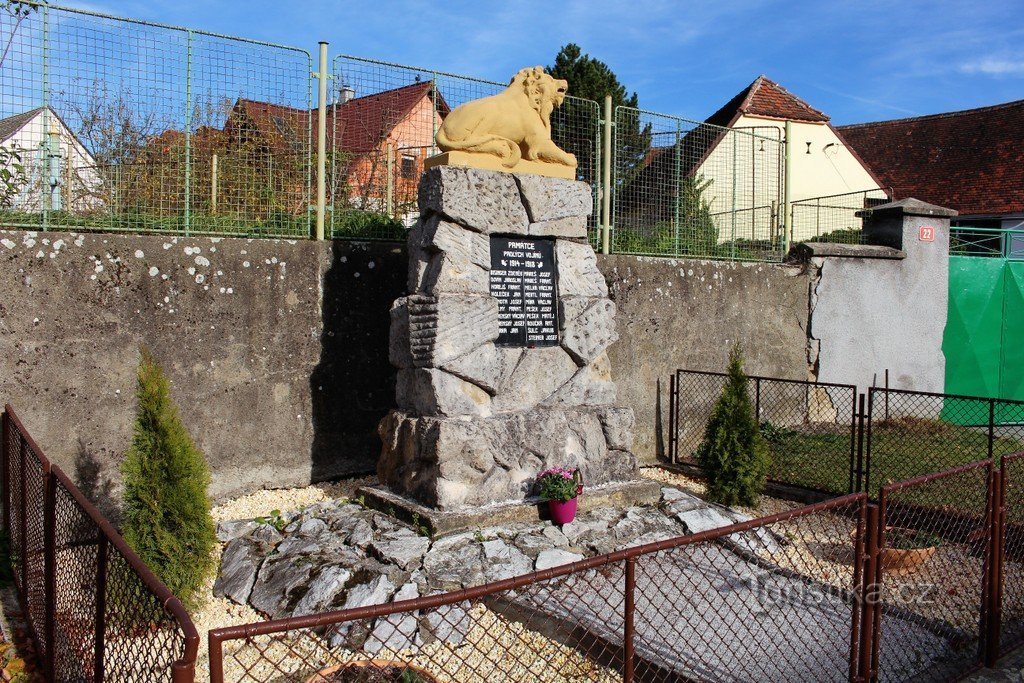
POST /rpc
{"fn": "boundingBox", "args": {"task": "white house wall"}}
[693,114,885,242]
[3,109,104,213]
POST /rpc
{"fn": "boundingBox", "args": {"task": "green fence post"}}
[40,3,49,229]
[673,120,681,257]
[183,29,193,236]
[315,42,328,240]
[601,95,612,255]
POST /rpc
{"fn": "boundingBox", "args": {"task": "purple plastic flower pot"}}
[549,496,579,525]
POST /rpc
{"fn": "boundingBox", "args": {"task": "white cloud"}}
[960,57,1024,76]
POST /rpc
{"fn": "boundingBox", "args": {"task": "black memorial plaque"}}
[489,236,559,347]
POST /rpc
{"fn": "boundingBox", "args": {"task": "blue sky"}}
[64,0,1024,125]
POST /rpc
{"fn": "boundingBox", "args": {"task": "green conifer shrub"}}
[121,349,216,608]
[696,344,769,507]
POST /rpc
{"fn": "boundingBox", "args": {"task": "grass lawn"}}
[758,418,1024,510]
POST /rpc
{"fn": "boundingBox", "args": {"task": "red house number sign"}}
[919,226,935,242]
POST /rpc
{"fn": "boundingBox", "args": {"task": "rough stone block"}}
[515,174,593,222]
[396,368,492,417]
[556,240,607,297]
[490,346,578,412]
[418,166,529,234]
[543,352,616,407]
[439,343,499,394]
[528,215,588,239]
[408,294,498,367]
[559,297,618,365]
[598,407,635,451]
[388,298,412,369]
[422,216,490,269]
[418,252,489,296]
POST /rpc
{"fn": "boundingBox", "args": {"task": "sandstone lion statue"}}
[435,66,577,169]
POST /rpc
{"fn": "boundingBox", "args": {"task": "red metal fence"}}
[209,455,1024,682]
[1,405,199,682]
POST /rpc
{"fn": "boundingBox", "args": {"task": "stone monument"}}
[374,67,657,519]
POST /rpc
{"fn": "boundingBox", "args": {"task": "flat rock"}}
[422,600,474,646]
[543,353,617,408]
[406,294,498,368]
[535,548,585,570]
[347,518,375,548]
[291,565,351,617]
[598,407,635,451]
[677,506,736,534]
[418,251,490,296]
[419,166,529,234]
[421,216,490,269]
[481,539,533,582]
[370,534,430,572]
[249,557,312,619]
[216,520,258,543]
[213,539,261,605]
[365,583,420,654]
[275,537,321,556]
[422,542,485,591]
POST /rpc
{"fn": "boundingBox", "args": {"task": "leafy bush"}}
[332,210,406,240]
[120,349,216,608]
[696,344,769,506]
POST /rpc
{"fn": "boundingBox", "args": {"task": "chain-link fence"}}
[611,107,785,261]
[327,56,601,241]
[670,370,858,497]
[998,453,1024,657]
[209,494,870,683]
[1,1,314,237]
[865,388,1024,493]
[790,189,891,244]
[872,459,994,681]
[1,405,199,681]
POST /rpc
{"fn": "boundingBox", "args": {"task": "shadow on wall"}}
[309,240,407,482]
[74,438,120,524]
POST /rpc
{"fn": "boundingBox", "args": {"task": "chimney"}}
[339,86,355,104]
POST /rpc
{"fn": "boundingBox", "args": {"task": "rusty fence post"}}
[624,556,636,683]
[19,438,27,598]
[43,467,56,681]
[985,466,1005,666]
[855,394,867,494]
[668,373,677,464]
[93,534,108,682]
[208,631,224,683]
[858,503,880,682]
[1,410,9,534]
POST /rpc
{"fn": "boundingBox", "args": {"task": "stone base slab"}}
[355,478,662,536]
[424,151,576,180]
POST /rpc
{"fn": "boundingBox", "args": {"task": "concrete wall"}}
[0,230,403,505]
[6,227,911,504]
[599,255,814,463]
[808,201,952,394]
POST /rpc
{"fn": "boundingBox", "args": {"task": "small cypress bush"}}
[121,349,216,608]
[696,344,769,507]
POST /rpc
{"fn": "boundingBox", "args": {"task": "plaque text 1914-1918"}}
[489,236,559,347]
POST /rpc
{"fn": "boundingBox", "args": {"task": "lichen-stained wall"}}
[598,254,814,464]
[0,228,816,503]
[0,230,404,503]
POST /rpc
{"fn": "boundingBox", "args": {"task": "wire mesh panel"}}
[0,2,313,237]
[212,560,630,682]
[866,389,1024,492]
[632,496,867,682]
[673,370,857,496]
[999,452,1024,655]
[1,407,199,682]
[51,474,100,681]
[874,461,993,681]
[612,107,784,261]
[790,189,890,244]
[329,56,601,241]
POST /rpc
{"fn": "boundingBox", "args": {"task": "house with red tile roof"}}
[225,81,449,223]
[618,76,888,244]
[838,100,1024,232]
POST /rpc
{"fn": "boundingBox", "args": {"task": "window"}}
[401,155,417,179]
